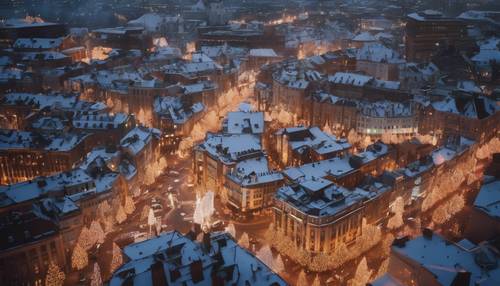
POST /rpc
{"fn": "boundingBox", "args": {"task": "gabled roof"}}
[328,72,373,86]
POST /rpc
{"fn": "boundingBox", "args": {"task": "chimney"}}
[422,228,433,240]
[392,236,409,248]
[190,260,204,283]
[202,231,211,253]
[151,261,167,286]
[450,269,471,286]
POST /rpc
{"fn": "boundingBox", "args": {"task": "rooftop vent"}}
[392,236,409,248]
[422,228,433,240]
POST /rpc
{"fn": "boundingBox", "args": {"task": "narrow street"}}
[75,86,259,282]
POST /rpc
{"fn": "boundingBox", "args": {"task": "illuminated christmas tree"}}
[45,262,65,286]
[387,196,404,229]
[71,242,88,270]
[296,270,308,286]
[238,232,250,249]
[110,242,123,273]
[349,257,372,286]
[89,220,105,244]
[124,195,135,215]
[90,263,102,286]
[115,204,127,224]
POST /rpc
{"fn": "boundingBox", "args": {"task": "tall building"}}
[405,10,474,62]
[0,17,66,48]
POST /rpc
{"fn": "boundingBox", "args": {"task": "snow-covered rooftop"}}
[0,129,88,152]
[69,70,158,91]
[457,80,482,94]
[78,147,136,182]
[226,156,283,187]
[1,17,58,28]
[92,26,144,35]
[120,126,160,156]
[0,56,12,66]
[183,81,217,94]
[249,48,278,58]
[0,67,24,82]
[127,13,180,32]
[276,126,351,156]
[191,52,214,64]
[275,180,371,217]
[73,112,129,130]
[354,141,390,164]
[283,141,391,183]
[14,37,63,50]
[352,32,377,42]
[283,156,354,182]
[398,136,473,178]
[154,96,205,124]
[477,37,500,51]
[407,10,446,22]
[31,117,66,131]
[433,137,473,165]
[391,233,500,286]
[2,92,106,113]
[200,45,247,60]
[0,168,91,204]
[199,133,262,165]
[0,168,119,216]
[359,101,414,118]
[148,47,182,61]
[458,10,500,26]
[111,231,287,286]
[272,61,322,90]
[400,62,439,80]
[471,50,500,65]
[431,96,499,119]
[78,147,120,171]
[473,177,500,219]
[373,79,400,90]
[224,111,264,135]
[356,43,403,64]
[21,51,68,61]
[328,72,373,87]
[164,60,223,77]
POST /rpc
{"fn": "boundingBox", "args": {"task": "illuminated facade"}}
[273,137,475,255]
[356,101,418,136]
[0,130,89,185]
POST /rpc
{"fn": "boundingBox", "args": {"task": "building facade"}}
[405,10,474,62]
